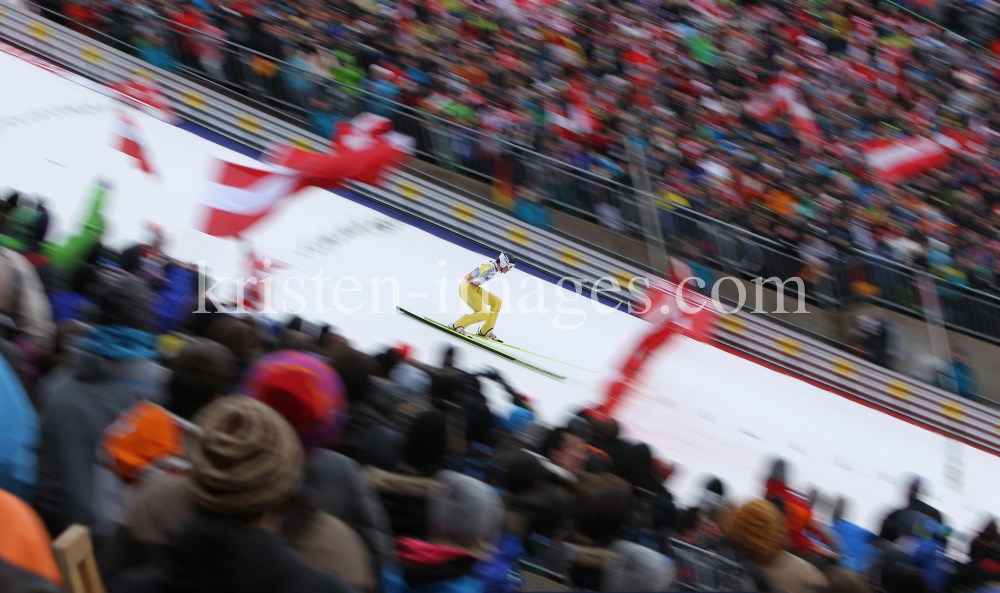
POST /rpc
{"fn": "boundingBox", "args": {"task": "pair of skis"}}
[396,306,582,381]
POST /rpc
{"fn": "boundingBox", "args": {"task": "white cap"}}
[497,252,512,269]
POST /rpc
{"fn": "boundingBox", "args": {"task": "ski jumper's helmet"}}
[497,252,514,269]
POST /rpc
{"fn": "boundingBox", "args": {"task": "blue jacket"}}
[473,533,525,593]
[0,352,39,502]
[152,265,199,335]
[49,290,95,322]
[832,519,877,573]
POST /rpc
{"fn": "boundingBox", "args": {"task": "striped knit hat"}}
[242,350,348,449]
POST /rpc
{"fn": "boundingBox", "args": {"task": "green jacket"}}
[0,183,107,274]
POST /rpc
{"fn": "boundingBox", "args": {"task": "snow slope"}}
[1,48,998,540]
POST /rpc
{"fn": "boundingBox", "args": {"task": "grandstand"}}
[3,0,1000,591]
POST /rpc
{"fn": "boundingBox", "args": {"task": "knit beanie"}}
[428,470,504,550]
[188,396,304,517]
[404,410,448,472]
[722,499,787,564]
[601,541,676,592]
[242,350,348,449]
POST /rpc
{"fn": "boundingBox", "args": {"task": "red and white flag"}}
[861,131,966,184]
[774,84,822,153]
[200,163,301,238]
[200,113,412,238]
[546,101,596,142]
[115,111,158,177]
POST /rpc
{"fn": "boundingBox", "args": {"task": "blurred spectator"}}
[368,409,448,540]
[90,338,235,539]
[337,349,406,470]
[0,247,55,352]
[0,352,38,501]
[829,497,879,575]
[723,499,830,593]
[35,273,168,536]
[513,188,553,230]
[108,396,359,593]
[764,458,837,560]
[601,540,676,592]
[951,518,1000,591]
[243,349,394,574]
[0,487,62,592]
[879,477,944,543]
[382,471,504,593]
[539,427,588,482]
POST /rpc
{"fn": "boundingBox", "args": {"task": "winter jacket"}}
[48,289,94,323]
[305,449,395,574]
[880,500,944,542]
[764,477,835,558]
[108,513,359,593]
[832,519,878,573]
[0,487,62,587]
[102,474,377,591]
[382,538,482,593]
[151,264,199,335]
[472,533,525,593]
[0,353,39,501]
[340,378,406,470]
[366,466,438,540]
[0,183,107,276]
[0,248,55,349]
[33,329,169,536]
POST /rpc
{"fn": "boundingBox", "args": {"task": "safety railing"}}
[714,311,1000,455]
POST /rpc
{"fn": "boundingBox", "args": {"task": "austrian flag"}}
[115,112,157,177]
[199,113,412,238]
[200,164,301,238]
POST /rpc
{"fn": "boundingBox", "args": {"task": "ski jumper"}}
[454,262,503,334]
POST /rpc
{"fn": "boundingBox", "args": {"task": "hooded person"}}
[108,396,358,593]
[723,499,829,593]
[34,272,169,537]
[382,471,505,593]
[243,350,394,576]
[879,477,944,543]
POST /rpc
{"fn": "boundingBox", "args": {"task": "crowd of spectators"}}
[3,182,1000,593]
[28,0,1000,312]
